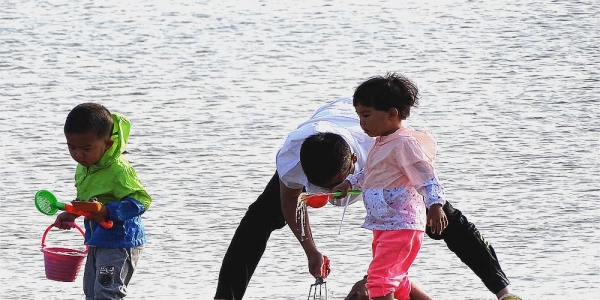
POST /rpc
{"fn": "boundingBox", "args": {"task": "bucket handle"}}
[41,223,88,253]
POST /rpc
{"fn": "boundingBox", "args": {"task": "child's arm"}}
[426,204,446,234]
[332,169,364,198]
[104,197,146,223]
[416,178,448,235]
[331,180,352,198]
[85,206,110,223]
[396,137,448,233]
[53,212,79,230]
[346,169,364,188]
[400,159,448,234]
[108,174,151,222]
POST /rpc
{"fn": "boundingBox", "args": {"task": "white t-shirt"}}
[275,98,375,205]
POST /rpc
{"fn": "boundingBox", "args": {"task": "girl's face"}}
[65,132,113,167]
[355,104,401,137]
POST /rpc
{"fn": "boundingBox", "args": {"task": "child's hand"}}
[331,180,352,198]
[86,205,110,223]
[344,276,368,300]
[54,212,79,230]
[427,204,448,235]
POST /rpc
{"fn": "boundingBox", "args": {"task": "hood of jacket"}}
[74,112,135,202]
[96,112,130,170]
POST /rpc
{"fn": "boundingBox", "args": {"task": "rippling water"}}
[1,0,598,299]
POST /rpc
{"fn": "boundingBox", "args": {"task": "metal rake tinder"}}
[308,277,327,300]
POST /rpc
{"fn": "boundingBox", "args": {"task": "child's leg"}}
[371,292,395,300]
[368,283,434,300]
[83,246,97,300]
[366,230,423,300]
[343,279,433,300]
[409,282,434,300]
[83,246,143,300]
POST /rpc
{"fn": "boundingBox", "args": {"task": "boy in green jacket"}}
[54,102,151,299]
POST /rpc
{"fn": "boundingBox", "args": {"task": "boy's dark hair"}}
[300,132,353,187]
[353,72,419,120]
[64,103,113,138]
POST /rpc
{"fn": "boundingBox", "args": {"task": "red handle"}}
[41,223,87,252]
[64,204,113,228]
[321,256,331,279]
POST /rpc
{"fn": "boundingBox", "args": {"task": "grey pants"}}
[83,246,143,300]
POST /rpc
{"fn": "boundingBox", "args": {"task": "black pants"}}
[425,201,510,294]
[214,172,510,299]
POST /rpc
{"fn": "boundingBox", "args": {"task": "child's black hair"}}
[64,103,113,138]
[353,72,419,120]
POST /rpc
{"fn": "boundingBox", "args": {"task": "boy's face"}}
[65,132,113,167]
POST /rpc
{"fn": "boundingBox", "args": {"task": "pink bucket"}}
[40,223,88,282]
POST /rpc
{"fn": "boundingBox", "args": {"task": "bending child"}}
[53,103,151,299]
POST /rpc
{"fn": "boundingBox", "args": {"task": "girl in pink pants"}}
[334,73,448,299]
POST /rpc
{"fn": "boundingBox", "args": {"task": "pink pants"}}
[366,230,423,300]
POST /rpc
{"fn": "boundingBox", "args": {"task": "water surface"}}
[1,0,598,299]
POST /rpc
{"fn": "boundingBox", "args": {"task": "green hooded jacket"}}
[74,112,151,247]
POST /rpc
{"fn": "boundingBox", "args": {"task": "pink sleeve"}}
[400,161,436,187]
[395,139,437,187]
